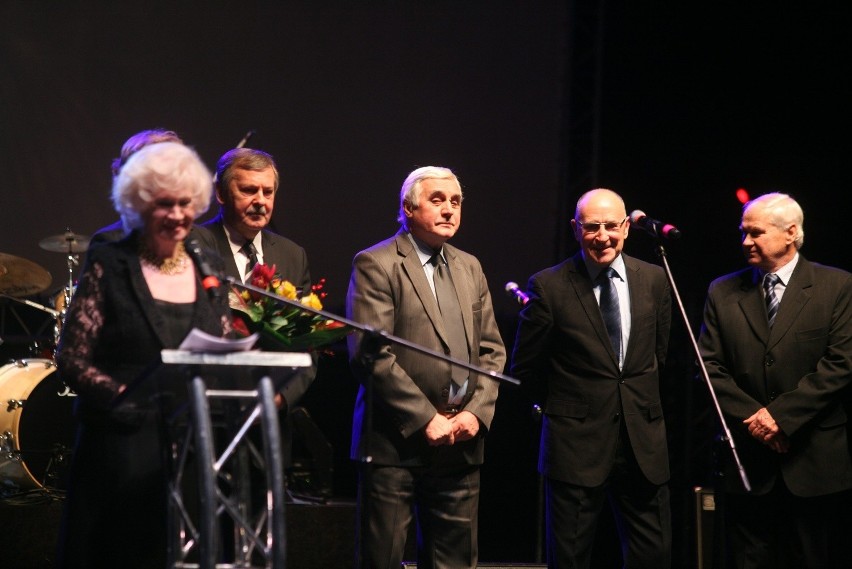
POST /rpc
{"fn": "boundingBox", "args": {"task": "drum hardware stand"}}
[0,294,61,358]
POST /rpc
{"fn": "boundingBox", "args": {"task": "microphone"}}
[235,129,256,149]
[185,238,223,299]
[629,210,682,240]
[505,281,530,306]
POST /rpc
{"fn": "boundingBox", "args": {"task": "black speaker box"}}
[694,486,716,569]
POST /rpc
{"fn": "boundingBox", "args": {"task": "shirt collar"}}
[223,224,262,256]
[406,232,444,267]
[585,254,627,282]
[764,252,799,286]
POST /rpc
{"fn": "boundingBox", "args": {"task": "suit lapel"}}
[396,234,452,348]
[566,254,619,366]
[767,258,813,348]
[445,245,474,349]
[738,269,772,343]
[122,238,172,348]
[210,221,241,281]
[623,257,640,366]
[260,230,277,268]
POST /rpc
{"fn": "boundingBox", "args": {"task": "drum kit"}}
[0,230,89,504]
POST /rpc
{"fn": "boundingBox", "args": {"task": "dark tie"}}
[242,241,259,280]
[430,253,469,389]
[597,267,622,359]
[763,272,780,327]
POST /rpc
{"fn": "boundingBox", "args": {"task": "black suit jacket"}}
[511,252,672,487]
[698,256,852,496]
[54,232,231,568]
[57,231,230,420]
[197,215,315,409]
[198,215,311,291]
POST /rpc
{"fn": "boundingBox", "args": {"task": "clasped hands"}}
[424,411,479,446]
[744,407,789,453]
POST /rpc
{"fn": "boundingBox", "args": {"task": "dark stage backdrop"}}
[2,1,850,566]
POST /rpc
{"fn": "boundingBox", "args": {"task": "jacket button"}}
[764,356,775,366]
[441,388,449,397]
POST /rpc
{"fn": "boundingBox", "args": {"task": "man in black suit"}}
[698,192,852,568]
[511,188,673,569]
[198,147,313,408]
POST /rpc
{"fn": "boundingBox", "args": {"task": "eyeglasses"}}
[576,216,628,234]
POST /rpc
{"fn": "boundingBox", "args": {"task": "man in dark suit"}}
[698,192,852,569]
[511,188,673,569]
[198,147,313,408]
[347,166,506,569]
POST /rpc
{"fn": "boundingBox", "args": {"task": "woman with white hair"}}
[55,141,231,568]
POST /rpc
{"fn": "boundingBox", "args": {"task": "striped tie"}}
[597,267,622,358]
[763,273,780,327]
[242,241,259,281]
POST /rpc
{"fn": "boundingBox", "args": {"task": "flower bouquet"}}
[229,263,351,352]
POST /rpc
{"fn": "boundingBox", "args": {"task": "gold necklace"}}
[139,241,189,275]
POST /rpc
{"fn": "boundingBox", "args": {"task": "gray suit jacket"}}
[347,231,506,467]
[511,252,672,487]
[698,256,852,496]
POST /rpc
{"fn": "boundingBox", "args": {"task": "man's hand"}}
[765,431,790,453]
[424,413,455,446]
[744,407,787,451]
[449,411,480,442]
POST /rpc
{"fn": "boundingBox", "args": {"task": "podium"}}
[154,349,312,569]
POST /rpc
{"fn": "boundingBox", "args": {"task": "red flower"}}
[250,263,277,290]
[232,315,251,337]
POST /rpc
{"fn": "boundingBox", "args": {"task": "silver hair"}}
[397,166,462,229]
[112,141,213,232]
[744,192,805,249]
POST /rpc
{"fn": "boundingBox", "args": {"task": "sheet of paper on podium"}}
[178,327,259,353]
[162,328,312,368]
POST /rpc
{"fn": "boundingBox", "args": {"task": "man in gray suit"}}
[511,188,673,569]
[198,147,313,409]
[346,166,506,569]
[698,192,852,568]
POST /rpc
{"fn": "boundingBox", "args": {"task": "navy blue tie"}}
[598,267,622,358]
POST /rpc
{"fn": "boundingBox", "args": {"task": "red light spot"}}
[736,188,750,204]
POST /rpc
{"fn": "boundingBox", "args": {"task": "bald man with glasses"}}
[511,188,673,569]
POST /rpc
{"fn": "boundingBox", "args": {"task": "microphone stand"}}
[643,234,751,493]
[227,277,520,569]
[227,277,519,390]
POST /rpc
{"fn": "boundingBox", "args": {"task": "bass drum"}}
[0,359,76,503]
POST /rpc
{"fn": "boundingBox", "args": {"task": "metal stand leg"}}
[190,375,218,569]
[258,376,287,568]
[165,373,288,568]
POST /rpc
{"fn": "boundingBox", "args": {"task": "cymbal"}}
[0,252,53,297]
[39,230,91,253]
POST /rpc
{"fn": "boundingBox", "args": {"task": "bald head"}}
[571,188,629,268]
